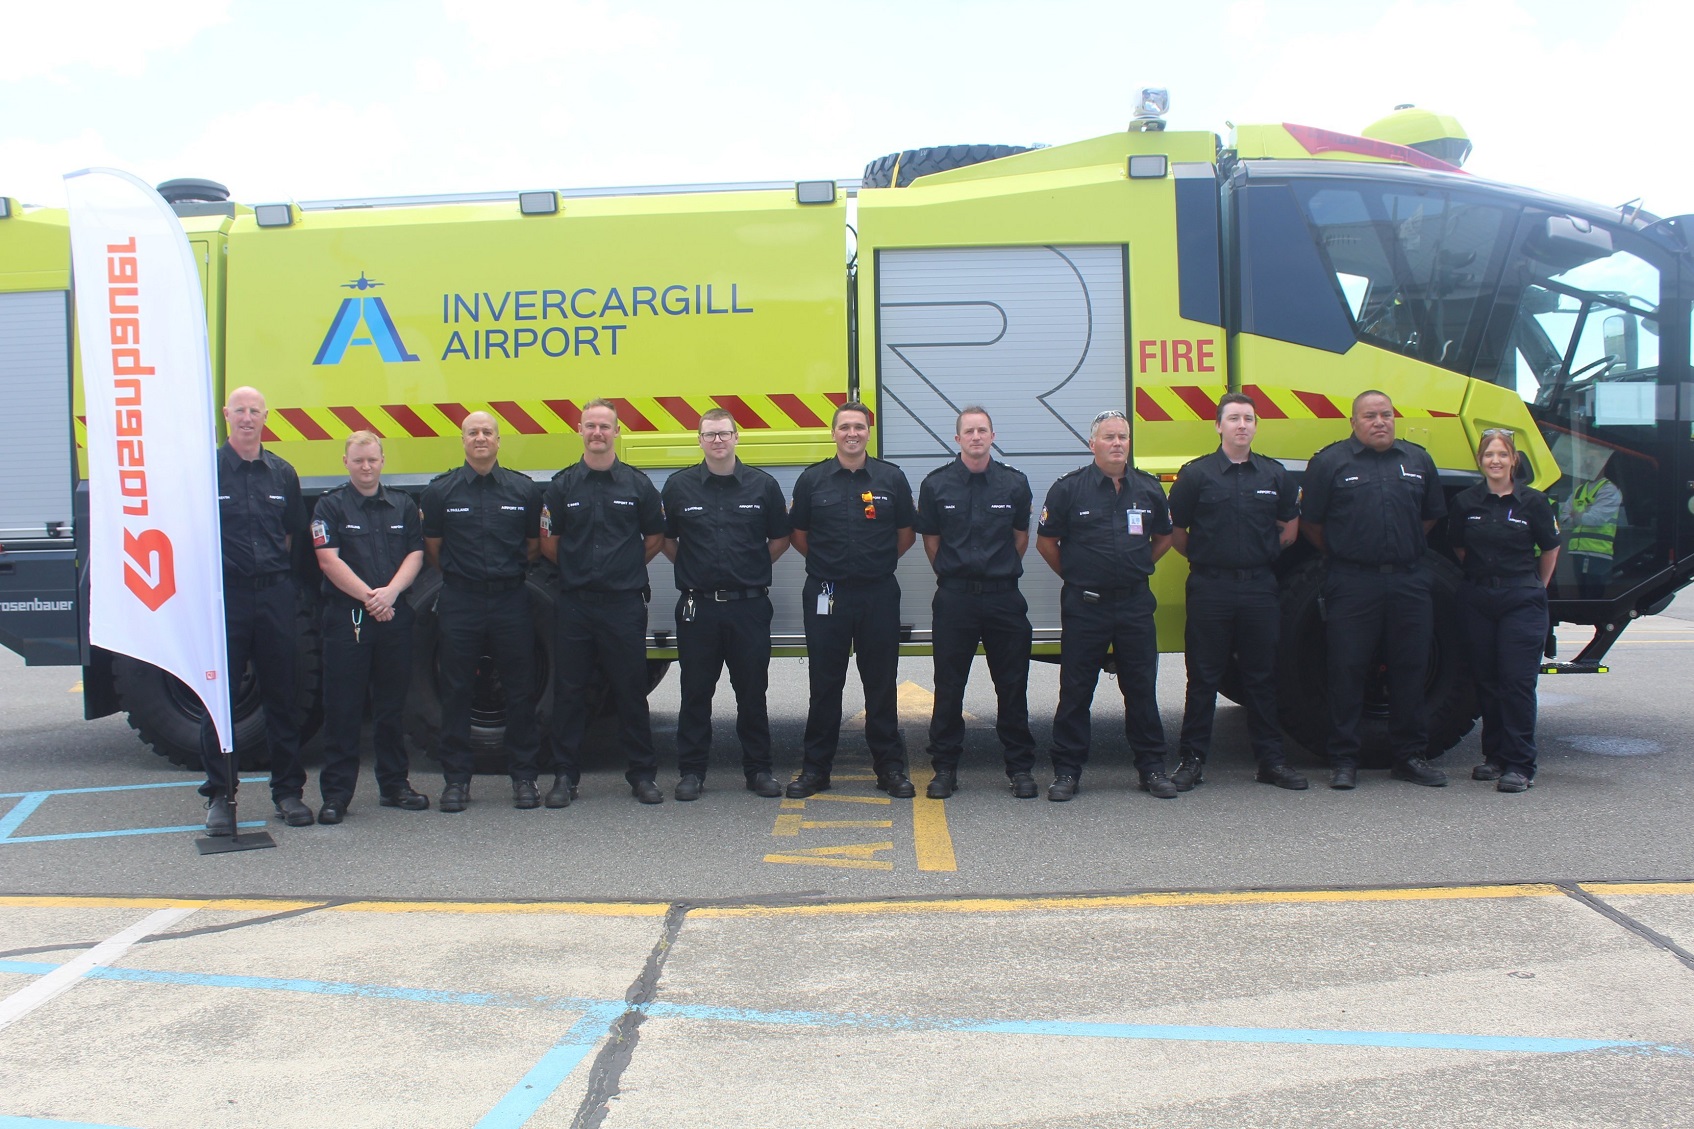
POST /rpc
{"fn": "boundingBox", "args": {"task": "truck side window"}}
[1288,181,1514,376]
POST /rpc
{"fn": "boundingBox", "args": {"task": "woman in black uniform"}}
[1450,429,1560,792]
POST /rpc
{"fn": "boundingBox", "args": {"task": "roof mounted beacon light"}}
[1361,104,1472,168]
[1131,87,1169,133]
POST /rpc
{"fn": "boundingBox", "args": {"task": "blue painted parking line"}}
[0,1117,143,1129]
[1,958,1683,1059]
[474,1002,626,1129]
[0,778,270,844]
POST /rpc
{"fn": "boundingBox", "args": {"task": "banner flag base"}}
[195,831,277,855]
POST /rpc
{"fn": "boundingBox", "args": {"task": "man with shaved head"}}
[199,386,311,833]
[421,410,545,812]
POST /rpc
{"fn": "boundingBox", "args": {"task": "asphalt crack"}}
[1558,882,1694,973]
[571,901,691,1129]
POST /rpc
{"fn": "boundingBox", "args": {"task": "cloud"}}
[0,0,232,81]
[0,131,127,207]
[440,0,676,64]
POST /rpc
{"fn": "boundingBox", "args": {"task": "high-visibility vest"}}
[1567,478,1616,556]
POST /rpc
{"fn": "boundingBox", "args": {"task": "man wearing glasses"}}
[1036,408,1174,801]
[1301,389,1448,790]
[660,408,792,800]
[541,398,666,805]
[787,401,918,799]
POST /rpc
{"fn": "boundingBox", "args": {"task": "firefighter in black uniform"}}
[916,405,1037,799]
[310,431,429,823]
[1036,408,1174,801]
[201,386,311,834]
[787,401,918,799]
[1301,389,1449,790]
[420,411,544,812]
[661,407,792,800]
[1167,392,1307,791]
[1450,428,1560,793]
[541,398,666,804]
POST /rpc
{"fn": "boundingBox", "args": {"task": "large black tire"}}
[861,144,1032,188]
[112,589,323,772]
[1276,554,1476,768]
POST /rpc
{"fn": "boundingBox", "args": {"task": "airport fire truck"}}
[2,93,1690,770]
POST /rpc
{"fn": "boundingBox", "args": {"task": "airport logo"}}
[314,273,420,365]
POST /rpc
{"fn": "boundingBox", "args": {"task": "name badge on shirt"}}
[1127,510,1145,536]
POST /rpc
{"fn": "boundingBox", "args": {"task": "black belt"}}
[1190,566,1273,581]
[226,570,291,590]
[1330,559,1419,574]
[937,577,1017,594]
[683,586,768,602]
[443,573,525,594]
[1467,575,1544,589]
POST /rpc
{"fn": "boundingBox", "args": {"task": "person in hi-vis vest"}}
[1560,456,1621,600]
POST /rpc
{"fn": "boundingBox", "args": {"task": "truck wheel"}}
[111,589,323,772]
[861,144,1032,188]
[404,570,558,775]
[1276,555,1476,768]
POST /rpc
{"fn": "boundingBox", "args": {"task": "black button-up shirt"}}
[661,459,791,591]
[420,462,542,582]
[1037,463,1172,586]
[310,484,423,607]
[789,455,915,582]
[216,442,307,579]
[542,459,664,592]
[1303,437,1446,567]
[1449,484,1559,580]
[915,457,1032,581]
[1167,448,1300,570]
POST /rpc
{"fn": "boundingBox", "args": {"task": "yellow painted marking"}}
[845,680,949,730]
[693,884,1567,919]
[912,769,958,873]
[763,841,896,870]
[779,798,807,810]
[803,793,891,805]
[68,681,82,694]
[773,816,893,837]
[833,774,878,781]
[1581,881,1694,896]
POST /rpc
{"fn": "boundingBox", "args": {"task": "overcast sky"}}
[5,0,1687,218]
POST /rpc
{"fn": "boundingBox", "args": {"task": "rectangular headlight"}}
[1127,155,1169,179]
[519,190,559,216]
[253,203,295,228]
[795,180,837,205]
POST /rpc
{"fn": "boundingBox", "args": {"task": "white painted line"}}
[0,906,197,1031]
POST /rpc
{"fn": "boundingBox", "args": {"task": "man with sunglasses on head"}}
[1037,408,1174,801]
[661,408,792,801]
[787,401,918,800]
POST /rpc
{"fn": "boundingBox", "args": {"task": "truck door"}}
[873,244,1129,643]
[0,289,79,664]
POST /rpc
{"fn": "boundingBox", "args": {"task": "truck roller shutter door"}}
[0,291,74,542]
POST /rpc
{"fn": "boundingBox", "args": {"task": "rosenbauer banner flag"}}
[64,168,233,753]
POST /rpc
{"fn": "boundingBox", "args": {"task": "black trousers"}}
[1179,571,1284,766]
[1459,582,1547,778]
[1322,564,1432,768]
[1572,555,1612,600]
[801,575,905,779]
[926,585,1034,776]
[553,588,656,786]
[318,601,413,804]
[199,579,303,802]
[435,584,540,784]
[1050,581,1164,780]
[674,593,773,781]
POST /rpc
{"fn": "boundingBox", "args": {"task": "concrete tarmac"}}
[3,603,1694,1125]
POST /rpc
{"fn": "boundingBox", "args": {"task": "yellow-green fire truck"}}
[2,96,1689,770]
